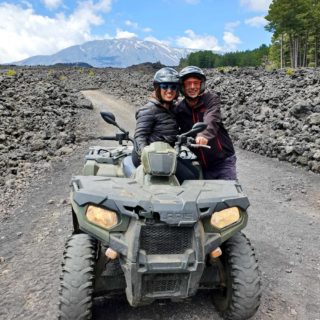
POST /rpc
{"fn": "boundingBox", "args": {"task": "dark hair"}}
[153,85,179,102]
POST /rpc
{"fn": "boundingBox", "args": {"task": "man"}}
[175,66,237,180]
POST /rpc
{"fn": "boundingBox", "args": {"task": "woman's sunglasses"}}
[159,83,178,91]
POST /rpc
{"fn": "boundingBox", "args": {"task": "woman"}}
[132,67,198,183]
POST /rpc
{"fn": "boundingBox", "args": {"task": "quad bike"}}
[58,111,261,320]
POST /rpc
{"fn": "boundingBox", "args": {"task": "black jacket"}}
[134,98,179,154]
[174,92,235,167]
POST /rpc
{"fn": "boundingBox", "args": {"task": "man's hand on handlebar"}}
[186,137,211,149]
[195,136,208,145]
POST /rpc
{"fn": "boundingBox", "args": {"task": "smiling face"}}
[159,83,178,103]
[183,76,202,99]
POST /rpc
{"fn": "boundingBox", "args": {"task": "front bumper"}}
[71,176,249,305]
[108,219,223,306]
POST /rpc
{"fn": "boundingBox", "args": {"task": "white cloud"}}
[94,0,112,12]
[175,29,241,52]
[142,27,152,33]
[125,20,138,28]
[240,0,271,12]
[115,29,137,39]
[125,19,152,33]
[223,32,241,51]
[42,0,63,10]
[144,36,170,46]
[176,29,221,51]
[225,21,241,32]
[245,16,267,27]
[0,1,112,63]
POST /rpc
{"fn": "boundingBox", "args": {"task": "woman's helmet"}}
[153,67,179,87]
[179,66,206,97]
[153,67,179,101]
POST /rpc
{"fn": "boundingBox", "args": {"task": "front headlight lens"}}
[86,205,118,229]
[210,207,240,229]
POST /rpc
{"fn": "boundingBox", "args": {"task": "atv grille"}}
[140,224,193,254]
[142,273,186,295]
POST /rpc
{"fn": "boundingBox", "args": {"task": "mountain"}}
[14,38,193,68]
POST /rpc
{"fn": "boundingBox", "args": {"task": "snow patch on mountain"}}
[14,38,194,68]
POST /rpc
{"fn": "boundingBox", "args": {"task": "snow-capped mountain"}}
[14,38,194,68]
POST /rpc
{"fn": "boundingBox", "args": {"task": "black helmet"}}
[153,67,179,86]
[179,66,206,96]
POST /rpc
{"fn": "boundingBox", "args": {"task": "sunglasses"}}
[159,83,178,91]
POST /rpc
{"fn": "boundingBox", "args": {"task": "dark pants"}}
[203,155,237,180]
[175,158,199,184]
[132,149,141,167]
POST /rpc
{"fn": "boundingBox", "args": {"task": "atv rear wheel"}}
[58,234,97,320]
[213,232,261,320]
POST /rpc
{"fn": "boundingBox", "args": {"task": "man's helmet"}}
[179,66,206,96]
[153,67,179,86]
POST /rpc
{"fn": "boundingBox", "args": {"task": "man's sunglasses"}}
[159,83,178,91]
[184,80,202,87]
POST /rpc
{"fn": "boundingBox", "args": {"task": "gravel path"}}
[0,91,319,320]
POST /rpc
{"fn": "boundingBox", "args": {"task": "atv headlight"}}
[210,207,240,229]
[86,205,118,229]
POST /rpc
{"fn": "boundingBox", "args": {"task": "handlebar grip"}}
[190,144,211,149]
[98,136,117,140]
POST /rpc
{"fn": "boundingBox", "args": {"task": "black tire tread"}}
[58,233,96,320]
[214,232,262,320]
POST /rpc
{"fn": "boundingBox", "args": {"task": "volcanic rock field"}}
[1,64,320,213]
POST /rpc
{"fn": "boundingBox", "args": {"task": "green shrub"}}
[217,66,238,73]
[6,69,17,76]
[286,68,295,76]
[88,70,95,77]
[265,62,279,71]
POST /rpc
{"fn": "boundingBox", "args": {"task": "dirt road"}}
[0,91,319,320]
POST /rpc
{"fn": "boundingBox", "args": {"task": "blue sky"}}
[0,0,272,63]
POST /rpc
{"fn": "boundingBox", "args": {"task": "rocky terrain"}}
[0,69,319,320]
[1,65,320,216]
[60,64,320,175]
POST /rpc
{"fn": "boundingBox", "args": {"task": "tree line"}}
[179,45,269,69]
[265,0,320,68]
[180,1,320,69]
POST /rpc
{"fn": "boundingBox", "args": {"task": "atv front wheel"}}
[58,234,97,320]
[213,232,261,320]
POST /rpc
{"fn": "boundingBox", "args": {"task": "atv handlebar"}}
[189,144,211,149]
[99,111,209,151]
[98,136,118,141]
[175,137,210,153]
[97,133,135,146]
[174,124,211,153]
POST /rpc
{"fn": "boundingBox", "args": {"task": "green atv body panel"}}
[71,140,250,306]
